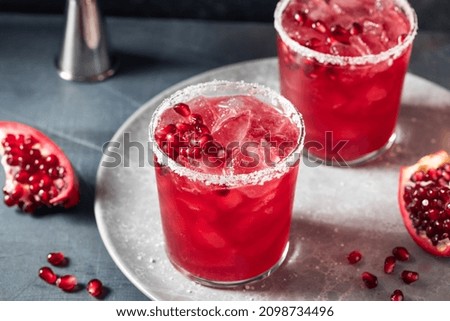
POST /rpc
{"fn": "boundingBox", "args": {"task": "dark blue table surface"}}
[0,13,449,300]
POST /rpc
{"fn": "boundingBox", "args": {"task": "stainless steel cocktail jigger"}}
[56,0,118,82]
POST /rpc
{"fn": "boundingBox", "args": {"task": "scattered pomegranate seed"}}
[401,270,419,284]
[173,103,191,117]
[47,252,66,266]
[39,266,57,285]
[390,289,404,301]
[361,272,378,289]
[87,279,103,298]
[347,250,362,264]
[392,247,410,261]
[384,256,396,274]
[56,275,78,291]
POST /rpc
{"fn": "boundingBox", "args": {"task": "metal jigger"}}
[56,0,118,82]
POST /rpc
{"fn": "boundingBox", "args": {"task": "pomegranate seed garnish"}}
[175,122,193,133]
[45,154,59,167]
[411,171,425,182]
[189,113,203,125]
[384,256,396,274]
[330,24,350,44]
[349,22,363,35]
[47,252,66,266]
[304,38,321,49]
[400,153,450,256]
[347,250,362,264]
[392,247,410,261]
[216,187,230,196]
[15,170,29,183]
[361,272,378,289]
[311,20,327,34]
[87,279,103,298]
[198,134,213,148]
[56,275,78,291]
[390,289,404,301]
[4,194,16,207]
[39,266,57,285]
[293,11,308,25]
[173,103,191,117]
[401,270,419,284]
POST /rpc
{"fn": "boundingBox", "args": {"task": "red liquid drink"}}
[149,81,305,287]
[275,0,417,165]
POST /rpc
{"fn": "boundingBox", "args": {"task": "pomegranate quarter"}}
[399,151,450,257]
[0,121,79,213]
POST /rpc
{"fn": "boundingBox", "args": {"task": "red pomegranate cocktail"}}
[275,0,417,165]
[149,81,305,287]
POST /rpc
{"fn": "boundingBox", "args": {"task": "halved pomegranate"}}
[0,121,79,213]
[399,150,450,257]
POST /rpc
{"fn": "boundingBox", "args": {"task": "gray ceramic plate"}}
[95,58,450,301]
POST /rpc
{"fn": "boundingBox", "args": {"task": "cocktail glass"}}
[149,80,305,287]
[274,0,417,165]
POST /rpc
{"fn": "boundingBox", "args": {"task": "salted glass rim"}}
[274,0,418,66]
[149,80,305,187]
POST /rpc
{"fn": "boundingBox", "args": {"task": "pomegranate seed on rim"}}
[384,256,396,274]
[56,274,78,291]
[87,279,103,298]
[173,103,191,117]
[361,272,378,289]
[401,270,419,284]
[392,247,410,261]
[346,250,362,264]
[39,266,57,285]
[47,252,66,266]
[390,289,404,301]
